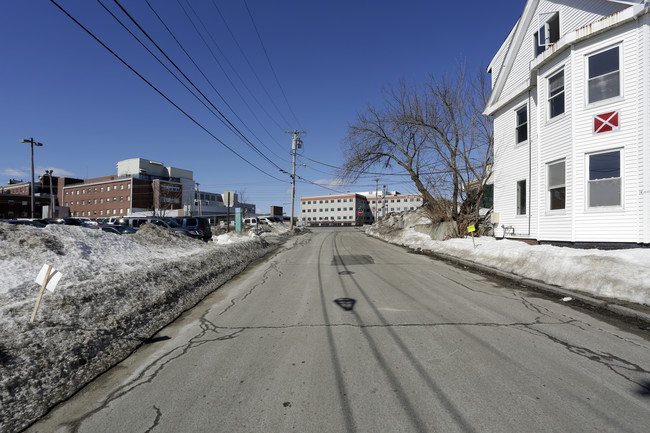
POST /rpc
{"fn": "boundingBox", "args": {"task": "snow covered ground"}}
[0,222,289,433]
[367,210,650,307]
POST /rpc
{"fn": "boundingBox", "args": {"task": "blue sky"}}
[1,0,524,214]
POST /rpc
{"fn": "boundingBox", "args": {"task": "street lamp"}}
[19,138,43,218]
[45,169,54,218]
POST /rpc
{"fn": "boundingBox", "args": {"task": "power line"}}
[175,0,289,161]
[112,0,284,173]
[208,0,290,141]
[242,0,303,130]
[49,0,288,184]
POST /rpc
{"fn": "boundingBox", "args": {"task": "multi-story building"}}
[61,159,189,218]
[59,158,255,221]
[2,158,257,221]
[300,192,423,226]
[484,0,650,246]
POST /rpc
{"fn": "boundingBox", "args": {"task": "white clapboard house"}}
[484,0,650,246]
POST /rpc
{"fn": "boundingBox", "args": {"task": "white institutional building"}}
[300,191,423,226]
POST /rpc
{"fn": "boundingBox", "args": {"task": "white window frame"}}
[586,45,622,106]
[586,148,623,210]
[515,105,528,144]
[534,12,560,56]
[547,159,566,212]
[547,67,565,120]
[516,179,527,215]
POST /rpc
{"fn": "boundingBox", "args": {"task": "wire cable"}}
[242,0,302,130]
[113,0,284,173]
[49,0,288,184]
[174,0,289,161]
[209,0,291,142]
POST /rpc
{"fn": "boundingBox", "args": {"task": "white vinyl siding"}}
[490,2,649,244]
[493,95,538,238]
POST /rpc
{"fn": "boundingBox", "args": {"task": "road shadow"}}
[144,336,171,344]
[636,380,650,397]
[334,298,356,311]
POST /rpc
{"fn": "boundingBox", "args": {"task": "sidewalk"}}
[422,248,650,325]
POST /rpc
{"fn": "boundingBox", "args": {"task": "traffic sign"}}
[357,209,363,216]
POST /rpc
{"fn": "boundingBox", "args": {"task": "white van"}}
[243,217,261,226]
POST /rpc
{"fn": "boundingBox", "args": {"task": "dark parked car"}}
[0,219,46,228]
[173,216,213,241]
[45,218,84,226]
[89,225,137,235]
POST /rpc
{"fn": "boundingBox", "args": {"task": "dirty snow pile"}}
[367,210,650,306]
[0,222,279,433]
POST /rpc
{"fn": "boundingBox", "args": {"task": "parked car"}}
[1,219,46,228]
[113,217,202,239]
[172,216,213,241]
[88,224,136,235]
[261,216,283,225]
[243,217,261,226]
[44,218,84,226]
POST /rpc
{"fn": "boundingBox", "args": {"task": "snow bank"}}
[0,222,277,433]
[368,211,650,306]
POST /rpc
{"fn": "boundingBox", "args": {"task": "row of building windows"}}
[303,197,421,205]
[303,207,356,212]
[305,216,357,221]
[65,184,131,195]
[304,198,355,204]
[72,209,127,217]
[161,185,181,193]
[516,148,622,214]
[65,196,131,206]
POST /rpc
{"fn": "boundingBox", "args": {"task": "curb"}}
[424,249,650,324]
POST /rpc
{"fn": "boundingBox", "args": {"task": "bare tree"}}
[414,64,494,232]
[340,82,437,208]
[340,63,493,234]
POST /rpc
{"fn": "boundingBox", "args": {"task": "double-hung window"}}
[548,160,566,210]
[587,150,621,207]
[588,46,620,104]
[548,69,565,119]
[517,180,527,215]
[516,106,528,144]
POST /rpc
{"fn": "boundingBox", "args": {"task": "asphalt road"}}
[28,228,650,433]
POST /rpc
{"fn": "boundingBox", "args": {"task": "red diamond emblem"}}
[594,111,619,134]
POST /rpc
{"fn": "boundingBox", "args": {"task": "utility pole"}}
[19,138,43,219]
[195,182,201,216]
[45,170,54,218]
[374,178,379,223]
[285,130,306,230]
